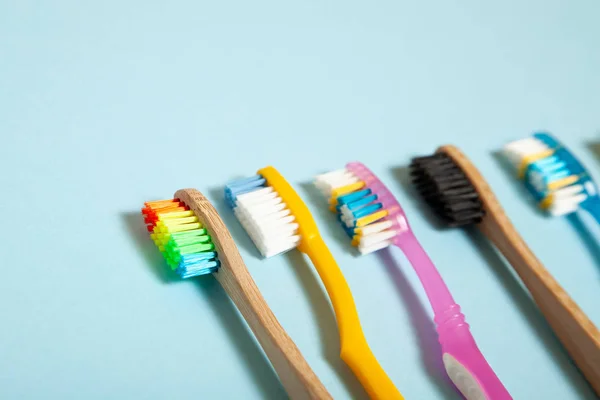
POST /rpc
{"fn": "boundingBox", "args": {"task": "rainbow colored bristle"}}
[142,199,220,278]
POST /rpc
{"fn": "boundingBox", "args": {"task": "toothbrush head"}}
[142,197,220,278]
[224,166,319,258]
[502,132,598,217]
[314,162,410,255]
[409,151,485,228]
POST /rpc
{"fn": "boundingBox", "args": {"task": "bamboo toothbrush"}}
[409,146,600,396]
[314,162,511,400]
[142,189,331,400]
[225,167,405,400]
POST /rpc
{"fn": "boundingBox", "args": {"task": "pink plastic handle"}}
[347,162,511,400]
[400,234,511,400]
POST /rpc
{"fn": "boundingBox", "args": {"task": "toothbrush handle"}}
[177,189,332,400]
[398,234,511,400]
[397,232,456,316]
[480,214,600,396]
[582,198,600,225]
[435,307,511,400]
[438,144,600,397]
[302,236,404,400]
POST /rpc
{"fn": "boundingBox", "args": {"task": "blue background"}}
[1,0,599,398]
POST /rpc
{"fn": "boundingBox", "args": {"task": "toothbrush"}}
[225,167,404,400]
[314,162,510,400]
[142,189,332,400]
[503,132,600,222]
[410,146,600,396]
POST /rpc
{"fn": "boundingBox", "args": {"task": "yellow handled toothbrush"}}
[225,166,404,400]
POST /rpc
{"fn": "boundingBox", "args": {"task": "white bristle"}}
[502,137,552,169]
[358,240,393,255]
[232,184,301,258]
[315,168,402,254]
[314,169,359,196]
[553,184,584,199]
[358,220,394,236]
[359,230,398,248]
[503,136,591,216]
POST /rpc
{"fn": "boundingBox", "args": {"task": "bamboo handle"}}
[438,145,600,396]
[176,189,332,400]
[479,216,600,395]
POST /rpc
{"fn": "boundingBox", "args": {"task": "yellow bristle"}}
[145,199,178,207]
[161,216,199,225]
[331,182,365,200]
[165,222,202,233]
[540,195,553,210]
[157,210,194,220]
[548,175,579,191]
[356,210,388,227]
[517,150,555,178]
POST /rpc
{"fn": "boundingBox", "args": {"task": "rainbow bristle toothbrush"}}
[225,167,404,400]
[314,162,511,400]
[141,189,331,399]
[503,132,600,220]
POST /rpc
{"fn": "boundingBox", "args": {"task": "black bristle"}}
[409,153,485,227]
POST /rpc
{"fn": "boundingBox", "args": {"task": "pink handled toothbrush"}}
[315,162,511,400]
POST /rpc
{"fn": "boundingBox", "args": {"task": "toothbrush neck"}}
[582,196,600,224]
[395,232,457,318]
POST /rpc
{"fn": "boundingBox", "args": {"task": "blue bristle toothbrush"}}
[503,132,600,221]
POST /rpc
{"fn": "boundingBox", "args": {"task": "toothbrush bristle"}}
[503,134,589,217]
[314,164,405,255]
[142,199,220,278]
[409,153,485,227]
[225,175,301,258]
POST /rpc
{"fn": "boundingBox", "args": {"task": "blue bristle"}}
[176,252,220,278]
[539,161,567,173]
[346,194,378,211]
[535,156,559,167]
[343,224,355,238]
[224,175,267,209]
[337,189,371,205]
[176,261,220,278]
[181,252,217,262]
[547,170,570,182]
[352,203,383,219]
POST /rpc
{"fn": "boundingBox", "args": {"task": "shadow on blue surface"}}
[567,213,600,276]
[121,211,287,399]
[194,278,288,399]
[285,251,369,400]
[299,182,355,250]
[465,228,596,398]
[377,249,461,399]
[121,211,181,283]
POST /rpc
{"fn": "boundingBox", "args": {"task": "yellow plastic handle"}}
[258,166,404,400]
[302,237,404,400]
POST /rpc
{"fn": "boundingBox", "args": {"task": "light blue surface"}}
[1,0,599,398]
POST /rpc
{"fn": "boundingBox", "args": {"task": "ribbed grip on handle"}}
[435,304,512,400]
[435,304,468,341]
